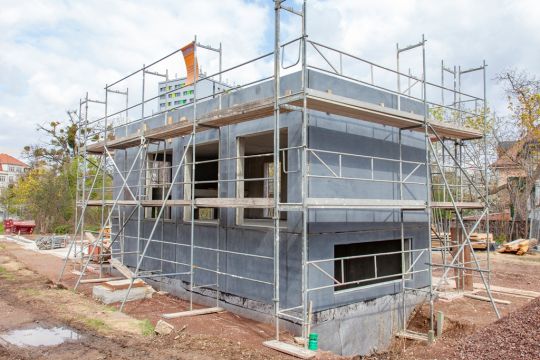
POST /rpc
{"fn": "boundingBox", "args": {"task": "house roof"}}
[0,154,28,170]
[491,134,538,169]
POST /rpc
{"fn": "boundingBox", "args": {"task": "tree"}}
[22,111,80,169]
[493,70,540,238]
[0,110,109,233]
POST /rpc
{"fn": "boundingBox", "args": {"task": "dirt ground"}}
[1,237,539,359]
[0,240,296,360]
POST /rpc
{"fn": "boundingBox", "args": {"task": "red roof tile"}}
[0,153,28,168]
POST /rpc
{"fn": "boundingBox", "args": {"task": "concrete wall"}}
[112,69,430,355]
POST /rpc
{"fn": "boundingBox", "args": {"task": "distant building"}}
[0,154,28,190]
[158,76,231,112]
[0,154,28,220]
[491,135,540,213]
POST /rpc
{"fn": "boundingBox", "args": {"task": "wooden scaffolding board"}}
[81,198,273,208]
[431,201,484,209]
[305,198,426,209]
[84,88,482,154]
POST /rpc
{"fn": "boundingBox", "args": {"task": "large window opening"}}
[145,151,172,220]
[236,130,288,226]
[184,142,219,222]
[334,239,411,292]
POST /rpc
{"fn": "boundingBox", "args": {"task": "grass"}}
[140,319,155,336]
[82,318,109,332]
[0,266,14,280]
[0,222,3,234]
[103,305,118,313]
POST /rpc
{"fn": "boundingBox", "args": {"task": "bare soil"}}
[0,240,295,360]
[1,238,539,359]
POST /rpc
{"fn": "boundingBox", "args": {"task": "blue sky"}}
[0,0,539,158]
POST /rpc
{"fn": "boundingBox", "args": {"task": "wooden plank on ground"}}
[102,279,147,290]
[80,277,124,284]
[263,340,316,359]
[162,307,224,319]
[472,284,540,298]
[464,293,511,305]
[109,258,133,279]
[434,277,540,299]
[395,330,429,342]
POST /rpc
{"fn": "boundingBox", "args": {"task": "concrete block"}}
[92,284,154,304]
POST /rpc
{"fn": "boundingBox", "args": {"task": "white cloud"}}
[0,0,539,157]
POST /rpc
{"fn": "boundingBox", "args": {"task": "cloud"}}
[0,0,539,157]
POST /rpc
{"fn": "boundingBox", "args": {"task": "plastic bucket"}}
[308,333,318,351]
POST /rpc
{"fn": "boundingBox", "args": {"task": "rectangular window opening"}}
[236,130,288,227]
[184,142,219,222]
[334,239,411,292]
[145,151,173,220]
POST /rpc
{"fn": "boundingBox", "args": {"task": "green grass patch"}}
[103,305,118,313]
[0,266,14,280]
[0,222,4,234]
[140,319,154,336]
[82,318,109,331]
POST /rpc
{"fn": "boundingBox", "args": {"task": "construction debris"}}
[497,238,536,255]
[35,236,68,250]
[469,232,493,250]
[154,320,174,335]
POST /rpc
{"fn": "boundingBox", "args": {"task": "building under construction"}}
[60,1,499,356]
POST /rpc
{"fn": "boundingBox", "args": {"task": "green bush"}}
[494,233,507,244]
[53,224,71,234]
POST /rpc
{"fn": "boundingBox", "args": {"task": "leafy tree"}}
[493,70,540,237]
[1,110,110,233]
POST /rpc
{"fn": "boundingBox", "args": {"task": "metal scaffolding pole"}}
[272,0,282,341]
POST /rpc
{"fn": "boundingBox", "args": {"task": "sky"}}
[0,0,539,159]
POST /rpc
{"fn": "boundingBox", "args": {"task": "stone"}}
[154,320,174,335]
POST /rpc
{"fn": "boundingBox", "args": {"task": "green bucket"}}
[308,333,318,351]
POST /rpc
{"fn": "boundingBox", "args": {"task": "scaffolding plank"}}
[162,307,224,319]
[263,340,316,359]
[85,87,482,154]
[195,197,273,208]
[86,97,277,153]
[79,277,124,284]
[109,258,134,279]
[297,89,483,141]
[305,198,426,209]
[464,293,511,305]
[82,199,191,207]
[431,201,484,209]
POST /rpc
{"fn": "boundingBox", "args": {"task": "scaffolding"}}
[58,0,499,350]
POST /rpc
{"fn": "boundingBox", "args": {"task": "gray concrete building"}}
[106,70,438,355]
[75,10,488,355]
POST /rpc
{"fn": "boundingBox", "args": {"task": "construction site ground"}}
[1,236,539,360]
